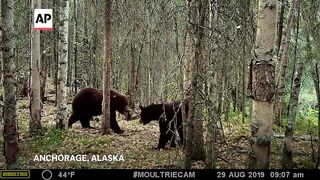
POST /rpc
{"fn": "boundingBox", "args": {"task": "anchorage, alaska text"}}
[33,154,124,162]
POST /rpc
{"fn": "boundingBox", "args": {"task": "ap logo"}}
[33,9,53,30]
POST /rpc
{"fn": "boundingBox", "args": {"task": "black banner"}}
[0,169,319,180]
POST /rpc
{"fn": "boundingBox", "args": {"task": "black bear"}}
[139,101,187,149]
[68,88,131,134]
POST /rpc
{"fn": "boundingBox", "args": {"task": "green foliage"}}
[226,110,250,124]
[28,127,66,153]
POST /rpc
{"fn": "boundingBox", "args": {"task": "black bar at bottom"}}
[1,169,318,179]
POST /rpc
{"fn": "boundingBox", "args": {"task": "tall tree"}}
[128,23,137,109]
[2,0,19,169]
[73,0,78,94]
[30,0,42,136]
[287,3,300,117]
[184,0,207,168]
[56,0,69,128]
[281,35,308,168]
[275,0,299,126]
[101,0,112,135]
[311,63,320,168]
[247,0,278,169]
[182,0,194,150]
[275,0,286,58]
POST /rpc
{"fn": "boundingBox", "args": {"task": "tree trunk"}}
[311,63,320,168]
[275,0,299,126]
[40,31,46,102]
[275,0,285,58]
[184,0,207,169]
[281,34,308,168]
[247,0,278,169]
[30,0,42,136]
[53,0,59,106]
[128,31,137,109]
[183,0,196,168]
[82,0,90,87]
[73,0,78,94]
[205,0,219,169]
[287,4,300,117]
[147,27,154,104]
[2,0,20,169]
[92,0,98,88]
[101,0,112,135]
[56,0,69,129]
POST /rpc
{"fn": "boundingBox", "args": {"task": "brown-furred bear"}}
[139,101,187,149]
[68,87,131,134]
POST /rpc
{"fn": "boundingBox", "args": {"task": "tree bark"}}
[311,63,320,168]
[205,0,218,169]
[101,0,112,135]
[2,0,20,169]
[92,0,98,88]
[281,34,308,168]
[184,0,207,169]
[56,0,69,129]
[287,4,300,117]
[53,0,59,106]
[275,0,285,58]
[30,0,42,136]
[73,0,78,94]
[247,0,278,169]
[128,27,137,109]
[275,0,299,126]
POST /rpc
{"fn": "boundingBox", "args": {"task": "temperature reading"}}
[58,171,75,178]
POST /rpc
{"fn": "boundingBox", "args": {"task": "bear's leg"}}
[157,133,167,149]
[110,109,124,134]
[157,122,168,149]
[79,116,94,128]
[68,113,78,128]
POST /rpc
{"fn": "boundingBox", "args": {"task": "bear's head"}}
[139,103,159,125]
[111,92,131,121]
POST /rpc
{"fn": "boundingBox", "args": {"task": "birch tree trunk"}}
[56,0,69,129]
[281,34,309,168]
[1,0,19,169]
[205,0,218,169]
[183,0,196,168]
[247,0,278,169]
[182,0,193,151]
[101,0,112,135]
[287,5,300,117]
[275,0,299,126]
[30,0,42,136]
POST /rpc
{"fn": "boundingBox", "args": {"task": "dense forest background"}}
[0,0,320,169]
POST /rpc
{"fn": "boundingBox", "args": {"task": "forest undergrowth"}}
[0,97,317,169]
